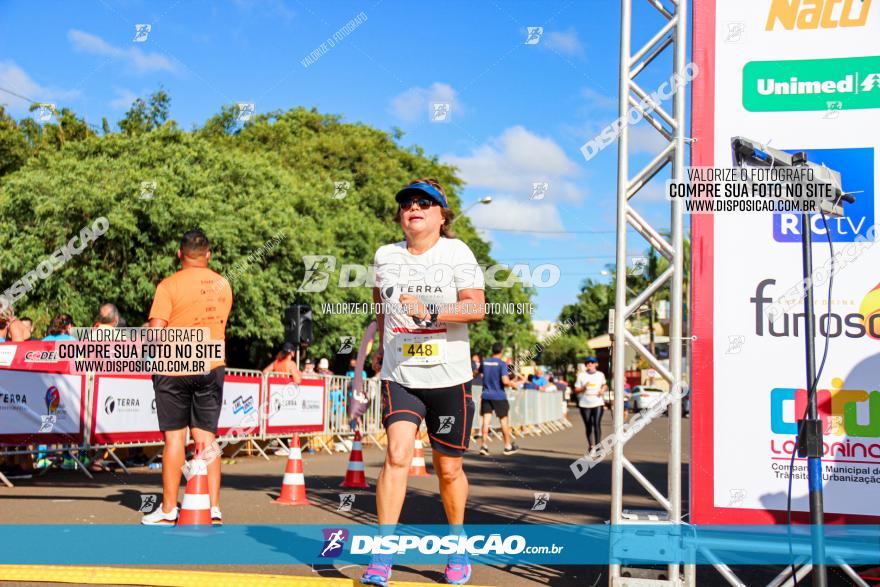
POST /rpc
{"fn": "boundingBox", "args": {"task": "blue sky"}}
[0,0,682,321]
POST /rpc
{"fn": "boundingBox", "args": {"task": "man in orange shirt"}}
[141,229,233,526]
[262,342,302,382]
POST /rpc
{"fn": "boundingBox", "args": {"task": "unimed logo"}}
[766,0,872,30]
[743,56,880,112]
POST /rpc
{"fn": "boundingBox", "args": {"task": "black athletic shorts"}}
[479,398,510,418]
[153,366,225,434]
[381,380,475,457]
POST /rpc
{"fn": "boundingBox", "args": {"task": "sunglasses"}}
[399,197,438,211]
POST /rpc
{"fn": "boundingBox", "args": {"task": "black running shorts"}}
[153,366,225,434]
[381,380,475,457]
[479,398,510,418]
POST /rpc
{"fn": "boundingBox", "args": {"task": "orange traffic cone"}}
[274,434,310,505]
[340,429,369,488]
[409,436,429,477]
[178,442,212,526]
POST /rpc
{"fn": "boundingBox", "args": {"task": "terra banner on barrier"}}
[91,375,162,444]
[265,377,326,434]
[692,0,880,523]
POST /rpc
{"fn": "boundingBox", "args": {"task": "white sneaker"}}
[141,506,178,525]
[211,506,223,525]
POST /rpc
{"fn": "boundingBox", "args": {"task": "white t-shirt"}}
[375,237,484,388]
[575,370,606,408]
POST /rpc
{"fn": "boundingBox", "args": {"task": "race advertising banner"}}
[216,376,262,438]
[0,369,85,444]
[265,377,325,434]
[90,375,162,444]
[692,0,880,522]
[0,341,72,373]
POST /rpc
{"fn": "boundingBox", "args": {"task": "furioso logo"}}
[319,528,349,558]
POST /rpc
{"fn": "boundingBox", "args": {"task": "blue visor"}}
[585,356,598,363]
[395,182,449,209]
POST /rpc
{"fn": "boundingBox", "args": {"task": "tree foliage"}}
[0,92,534,369]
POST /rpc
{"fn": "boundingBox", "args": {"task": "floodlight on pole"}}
[732,136,853,587]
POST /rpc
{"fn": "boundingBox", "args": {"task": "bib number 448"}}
[404,343,436,357]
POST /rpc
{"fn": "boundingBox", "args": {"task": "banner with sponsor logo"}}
[0,369,85,444]
[692,0,880,522]
[90,375,162,444]
[0,341,72,373]
[265,377,325,434]
[217,375,262,438]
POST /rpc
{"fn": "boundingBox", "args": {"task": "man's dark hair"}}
[48,313,74,335]
[20,317,32,324]
[180,229,210,257]
[491,342,503,355]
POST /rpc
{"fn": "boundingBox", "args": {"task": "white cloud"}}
[629,123,668,154]
[443,126,585,203]
[581,87,617,110]
[635,181,669,202]
[68,29,178,74]
[466,196,567,236]
[233,0,296,20]
[109,88,138,110]
[542,30,585,57]
[390,82,458,122]
[0,61,80,114]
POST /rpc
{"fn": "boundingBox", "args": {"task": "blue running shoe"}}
[445,551,472,584]
[360,553,393,587]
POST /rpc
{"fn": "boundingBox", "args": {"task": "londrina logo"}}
[319,528,349,558]
[743,56,880,112]
[769,147,874,243]
[770,376,880,438]
[45,386,60,414]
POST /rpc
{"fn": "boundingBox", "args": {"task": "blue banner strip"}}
[1,525,879,565]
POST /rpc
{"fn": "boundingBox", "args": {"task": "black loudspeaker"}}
[284,304,313,346]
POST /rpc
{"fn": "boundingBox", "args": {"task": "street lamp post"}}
[461,196,493,216]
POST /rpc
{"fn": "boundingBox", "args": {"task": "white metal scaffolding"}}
[610,0,689,585]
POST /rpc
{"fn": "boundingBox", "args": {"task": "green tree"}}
[0,106,29,178]
[0,97,535,369]
[558,278,615,340]
[118,89,171,135]
[540,332,589,383]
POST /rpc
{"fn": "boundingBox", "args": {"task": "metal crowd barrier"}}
[1,373,568,487]
[470,386,573,442]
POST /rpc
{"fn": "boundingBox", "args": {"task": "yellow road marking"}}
[0,565,486,587]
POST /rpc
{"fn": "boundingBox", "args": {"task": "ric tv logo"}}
[771,377,880,438]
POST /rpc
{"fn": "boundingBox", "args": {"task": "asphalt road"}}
[0,408,865,586]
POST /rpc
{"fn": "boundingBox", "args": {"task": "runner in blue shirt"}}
[477,342,521,456]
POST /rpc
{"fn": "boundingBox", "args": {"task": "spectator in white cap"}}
[317,357,334,376]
